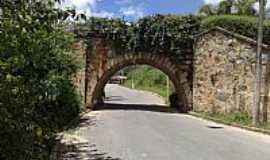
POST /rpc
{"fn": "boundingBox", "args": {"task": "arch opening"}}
[105,65,175,105]
[91,59,189,112]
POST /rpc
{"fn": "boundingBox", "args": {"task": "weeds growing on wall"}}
[80,15,201,63]
[78,14,270,63]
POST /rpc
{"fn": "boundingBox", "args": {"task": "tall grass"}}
[122,65,174,102]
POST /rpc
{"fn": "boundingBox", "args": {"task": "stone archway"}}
[85,38,193,112]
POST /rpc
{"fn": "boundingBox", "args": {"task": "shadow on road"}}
[51,114,121,160]
[52,140,121,160]
[67,114,97,131]
[105,96,127,102]
[95,103,179,113]
[50,114,120,160]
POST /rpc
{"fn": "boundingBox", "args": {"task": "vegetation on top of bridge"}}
[76,14,270,62]
[79,15,201,62]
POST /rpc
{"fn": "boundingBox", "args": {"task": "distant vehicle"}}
[108,76,127,84]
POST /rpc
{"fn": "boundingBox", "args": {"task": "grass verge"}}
[190,111,270,135]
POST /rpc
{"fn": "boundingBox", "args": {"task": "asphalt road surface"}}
[69,84,270,160]
[104,84,165,105]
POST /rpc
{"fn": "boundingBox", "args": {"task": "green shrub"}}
[35,79,81,130]
[208,112,252,126]
[201,15,270,44]
[0,0,81,159]
[225,112,252,125]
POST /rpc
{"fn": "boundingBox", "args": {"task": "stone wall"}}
[84,38,193,111]
[193,29,270,115]
[72,27,270,117]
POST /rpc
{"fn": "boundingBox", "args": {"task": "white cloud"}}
[93,11,115,18]
[67,0,97,8]
[59,0,114,18]
[59,0,145,19]
[120,6,145,19]
[115,0,132,5]
[203,0,225,5]
[60,0,97,10]
[59,0,96,16]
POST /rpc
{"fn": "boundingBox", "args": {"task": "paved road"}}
[60,84,270,160]
[104,84,165,105]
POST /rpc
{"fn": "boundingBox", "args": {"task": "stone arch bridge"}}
[72,27,270,116]
[73,37,194,112]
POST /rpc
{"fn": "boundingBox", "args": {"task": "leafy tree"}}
[216,0,234,15]
[0,0,81,159]
[199,0,257,16]
[199,4,216,16]
[234,0,257,16]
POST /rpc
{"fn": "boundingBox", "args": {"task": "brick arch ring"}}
[86,49,192,112]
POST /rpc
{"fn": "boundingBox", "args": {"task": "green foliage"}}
[205,111,253,126]
[34,78,81,130]
[0,0,81,159]
[199,0,257,16]
[199,4,216,16]
[221,112,252,125]
[234,0,257,16]
[216,0,233,15]
[83,15,201,62]
[199,111,270,130]
[123,65,174,101]
[201,15,270,44]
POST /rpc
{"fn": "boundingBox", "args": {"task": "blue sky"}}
[61,0,210,21]
[96,0,204,20]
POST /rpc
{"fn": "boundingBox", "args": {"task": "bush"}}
[0,1,81,159]
[35,79,81,130]
[201,15,270,44]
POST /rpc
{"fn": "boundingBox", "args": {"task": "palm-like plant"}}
[199,4,216,16]
[233,0,257,16]
[217,0,234,14]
